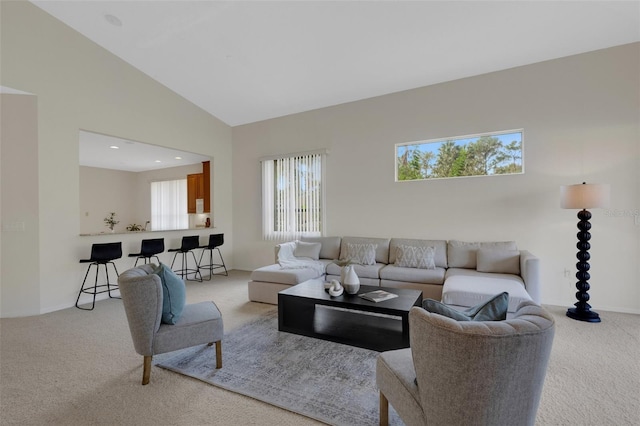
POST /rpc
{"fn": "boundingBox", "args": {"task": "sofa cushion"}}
[326,262,384,280]
[442,272,532,313]
[447,240,517,269]
[395,245,436,269]
[293,241,322,260]
[389,239,448,268]
[477,248,520,275]
[380,265,446,285]
[341,243,377,265]
[300,236,342,260]
[152,263,186,325]
[250,263,325,285]
[422,292,508,321]
[341,237,390,264]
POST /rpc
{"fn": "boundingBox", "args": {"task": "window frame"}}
[261,149,327,241]
[395,129,524,182]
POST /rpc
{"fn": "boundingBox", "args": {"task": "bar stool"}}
[168,236,202,282]
[76,242,122,310]
[198,234,228,280]
[128,238,164,266]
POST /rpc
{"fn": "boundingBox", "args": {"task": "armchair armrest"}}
[520,250,541,303]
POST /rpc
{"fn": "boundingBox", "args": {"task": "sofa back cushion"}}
[476,248,521,275]
[389,239,448,268]
[448,240,517,269]
[300,236,342,260]
[340,236,391,264]
[293,241,322,260]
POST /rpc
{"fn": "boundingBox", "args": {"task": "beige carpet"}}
[1,270,638,425]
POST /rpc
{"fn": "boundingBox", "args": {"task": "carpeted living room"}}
[1,272,639,425]
[1,1,639,426]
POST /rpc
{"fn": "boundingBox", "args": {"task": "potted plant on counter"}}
[104,212,119,233]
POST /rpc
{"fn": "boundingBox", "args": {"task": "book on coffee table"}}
[359,290,398,303]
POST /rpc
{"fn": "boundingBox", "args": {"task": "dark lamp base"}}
[566,307,601,323]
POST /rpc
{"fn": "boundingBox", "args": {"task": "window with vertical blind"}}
[261,150,326,241]
[150,179,188,231]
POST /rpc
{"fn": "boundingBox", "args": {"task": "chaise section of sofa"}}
[441,240,540,313]
[248,236,341,304]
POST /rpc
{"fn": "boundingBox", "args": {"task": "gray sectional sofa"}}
[248,236,540,313]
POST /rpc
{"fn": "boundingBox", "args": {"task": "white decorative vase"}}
[342,265,360,295]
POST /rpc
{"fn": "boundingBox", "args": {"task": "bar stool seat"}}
[76,242,122,310]
[198,234,228,280]
[168,236,202,282]
[128,238,164,266]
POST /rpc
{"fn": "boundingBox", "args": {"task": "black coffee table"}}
[278,279,423,352]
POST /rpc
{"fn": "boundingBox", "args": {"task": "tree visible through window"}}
[261,151,325,241]
[396,130,523,181]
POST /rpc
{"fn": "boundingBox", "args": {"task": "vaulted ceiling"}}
[32,1,640,126]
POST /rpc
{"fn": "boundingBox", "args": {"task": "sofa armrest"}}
[520,250,540,303]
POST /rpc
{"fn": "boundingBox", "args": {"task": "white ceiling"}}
[79,130,210,172]
[31,1,640,127]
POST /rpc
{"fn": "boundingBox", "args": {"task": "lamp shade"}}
[560,183,610,209]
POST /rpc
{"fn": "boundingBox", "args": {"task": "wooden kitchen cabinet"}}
[187,161,210,213]
[187,173,203,213]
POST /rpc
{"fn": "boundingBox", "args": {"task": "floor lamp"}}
[560,182,610,323]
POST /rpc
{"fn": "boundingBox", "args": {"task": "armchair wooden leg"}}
[142,355,152,385]
[380,391,389,426]
[215,340,222,369]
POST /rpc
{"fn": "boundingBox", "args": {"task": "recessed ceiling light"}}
[109,145,119,149]
[104,14,122,27]
[175,156,182,160]
[155,160,162,163]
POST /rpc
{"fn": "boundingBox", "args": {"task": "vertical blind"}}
[261,151,325,241]
[150,179,188,231]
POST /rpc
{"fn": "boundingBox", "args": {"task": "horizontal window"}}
[396,129,524,181]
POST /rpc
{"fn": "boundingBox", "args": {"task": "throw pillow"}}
[293,241,322,260]
[447,240,517,269]
[152,263,186,325]
[422,292,509,321]
[395,245,436,269]
[276,241,297,262]
[476,248,521,275]
[341,243,377,265]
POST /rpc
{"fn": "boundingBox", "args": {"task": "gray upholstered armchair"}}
[376,300,555,426]
[118,264,223,385]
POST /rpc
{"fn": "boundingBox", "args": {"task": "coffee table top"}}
[279,278,423,315]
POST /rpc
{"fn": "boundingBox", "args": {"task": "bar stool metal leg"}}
[198,247,228,281]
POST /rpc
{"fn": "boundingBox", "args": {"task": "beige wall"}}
[1,93,41,317]
[0,2,232,316]
[79,167,139,234]
[79,163,205,234]
[233,43,640,313]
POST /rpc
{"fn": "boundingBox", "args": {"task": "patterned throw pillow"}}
[342,243,377,265]
[395,245,436,269]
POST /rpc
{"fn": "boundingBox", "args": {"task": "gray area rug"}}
[157,309,403,425]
